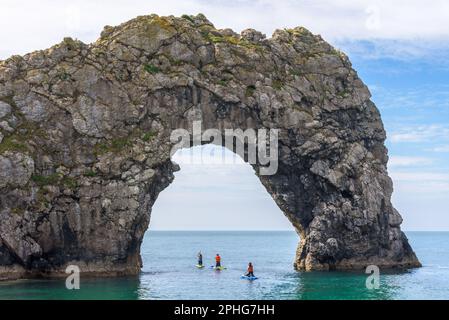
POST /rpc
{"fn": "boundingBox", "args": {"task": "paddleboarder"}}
[215,254,221,268]
[245,262,255,277]
[197,251,203,266]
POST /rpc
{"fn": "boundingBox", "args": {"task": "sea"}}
[0,231,448,300]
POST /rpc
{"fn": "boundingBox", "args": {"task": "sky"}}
[0,0,448,230]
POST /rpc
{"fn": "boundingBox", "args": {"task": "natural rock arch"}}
[0,14,420,280]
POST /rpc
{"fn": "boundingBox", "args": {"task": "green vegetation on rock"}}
[289,69,304,77]
[181,14,194,23]
[142,131,157,142]
[31,173,61,187]
[144,64,161,74]
[94,136,133,155]
[201,31,262,50]
[0,96,16,108]
[272,79,284,90]
[62,176,78,189]
[245,85,256,97]
[11,207,25,215]
[0,120,48,155]
[218,79,228,86]
[337,89,351,98]
[58,72,71,81]
[0,136,28,154]
[83,170,98,177]
[31,173,78,189]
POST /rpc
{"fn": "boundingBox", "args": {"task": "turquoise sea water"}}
[0,231,448,300]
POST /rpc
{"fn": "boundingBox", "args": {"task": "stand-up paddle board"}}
[241,275,258,280]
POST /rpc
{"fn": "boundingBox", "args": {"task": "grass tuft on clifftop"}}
[181,14,195,23]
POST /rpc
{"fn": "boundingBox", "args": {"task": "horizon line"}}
[147,229,449,232]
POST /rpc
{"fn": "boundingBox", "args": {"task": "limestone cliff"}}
[0,14,420,280]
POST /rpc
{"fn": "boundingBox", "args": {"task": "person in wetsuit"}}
[197,251,203,266]
[246,262,255,277]
[215,254,221,268]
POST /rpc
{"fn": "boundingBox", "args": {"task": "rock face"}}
[0,14,420,279]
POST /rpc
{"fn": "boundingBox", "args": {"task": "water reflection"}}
[266,270,410,300]
[0,276,141,300]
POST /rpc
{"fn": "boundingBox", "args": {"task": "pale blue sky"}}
[1,0,448,230]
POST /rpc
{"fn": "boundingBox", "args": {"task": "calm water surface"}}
[0,231,448,300]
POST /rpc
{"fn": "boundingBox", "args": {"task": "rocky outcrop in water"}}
[0,14,420,279]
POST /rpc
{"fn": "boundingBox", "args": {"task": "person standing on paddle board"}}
[197,251,203,266]
[246,262,254,277]
[215,254,221,268]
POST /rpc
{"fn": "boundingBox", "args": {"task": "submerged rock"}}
[0,14,420,279]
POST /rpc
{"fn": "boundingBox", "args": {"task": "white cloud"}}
[388,156,433,168]
[173,145,246,166]
[398,181,449,193]
[389,125,449,143]
[390,170,449,194]
[337,39,449,67]
[431,145,449,153]
[1,0,449,59]
[390,171,449,197]
[374,85,449,109]
[391,172,449,182]
[391,170,449,230]
[390,133,421,143]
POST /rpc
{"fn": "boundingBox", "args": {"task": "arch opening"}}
[148,144,296,232]
[139,144,299,293]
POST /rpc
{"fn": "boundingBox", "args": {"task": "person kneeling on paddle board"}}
[198,251,203,266]
[215,254,221,267]
[246,262,254,277]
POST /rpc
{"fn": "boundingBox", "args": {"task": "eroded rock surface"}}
[0,14,420,279]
